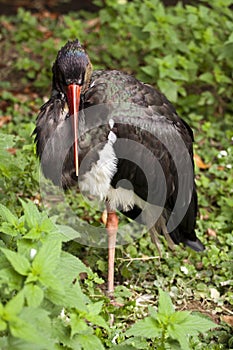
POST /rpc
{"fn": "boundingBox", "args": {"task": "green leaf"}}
[158,289,175,316]
[20,199,41,228]
[85,312,109,331]
[126,317,160,338]
[167,313,216,350]
[174,313,216,336]
[56,224,81,242]
[76,334,105,350]
[87,301,103,315]
[169,310,191,324]
[0,204,18,225]
[40,271,64,291]
[5,291,24,316]
[32,237,61,274]
[45,281,66,305]
[0,248,31,276]
[0,319,7,332]
[59,251,88,284]
[0,222,18,236]
[70,313,89,337]
[60,281,88,310]
[23,284,44,307]
[167,325,191,350]
[10,318,48,346]
[157,79,178,102]
[14,307,55,348]
[199,72,214,84]
[167,324,191,350]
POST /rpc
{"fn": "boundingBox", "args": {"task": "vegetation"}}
[0,0,232,348]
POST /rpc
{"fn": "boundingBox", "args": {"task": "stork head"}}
[52,40,93,177]
[52,39,92,94]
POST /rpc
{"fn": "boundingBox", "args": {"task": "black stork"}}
[34,39,204,294]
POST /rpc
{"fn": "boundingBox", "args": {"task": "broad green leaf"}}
[45,282,66,306]
[87,301,103,315]
[85,313,109,331]
[70,313,89,337]
[19,307,55,348]
[20,199,41,228]
[0,133,17,178]
[140,65,156,78]
[0,248,31,276]
[0,319,7,331]
[157,79,178,102]
[111,336,148,349]
[0,204,18,225]
[199,72,214,84]
[168,313,216,350]
[40,217,57,233]
[58,251,88,283]
[23,284,44,307]
[126,317,160,338]
[0,222,18,236]
[167,323,191,350]
[56,224,81,242]
[157,289,175,316]
[32,237,61,274]
[143,21,156,32]
[169,310,191,324]
[10,318,49,346]
[61,281,88,310]
[20,307,51,329]
[40,272,64,291]
[0,266,23,290]
[5,291,24,316]
[76,334,105,350]
[173,313,216,336]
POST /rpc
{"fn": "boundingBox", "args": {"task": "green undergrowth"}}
[0,0,233,348]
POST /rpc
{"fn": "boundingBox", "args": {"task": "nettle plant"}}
[84,0,233,117]
[0,200,215,350]
[0,200,110,350]
[0,134,217,349]
[0,0,232,348]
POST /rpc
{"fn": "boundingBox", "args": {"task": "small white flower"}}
[180,266,189,275]
[30,248,37,259]
[59,308,70,323]
[60,308,66,318]
[218,150,228,158]
[226,164,232,169]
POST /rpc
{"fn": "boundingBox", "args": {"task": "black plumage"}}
[34,40,204,270]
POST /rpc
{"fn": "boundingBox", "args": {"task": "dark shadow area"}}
[0,0,202,15]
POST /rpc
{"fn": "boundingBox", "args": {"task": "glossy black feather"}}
[34,41,204,252]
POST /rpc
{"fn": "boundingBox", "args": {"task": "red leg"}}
[106,209,118,295]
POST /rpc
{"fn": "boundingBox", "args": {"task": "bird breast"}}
[78,127,118,201]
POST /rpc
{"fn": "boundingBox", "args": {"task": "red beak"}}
[67,84,81,177]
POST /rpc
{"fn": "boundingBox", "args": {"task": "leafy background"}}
[0,0,233,348]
